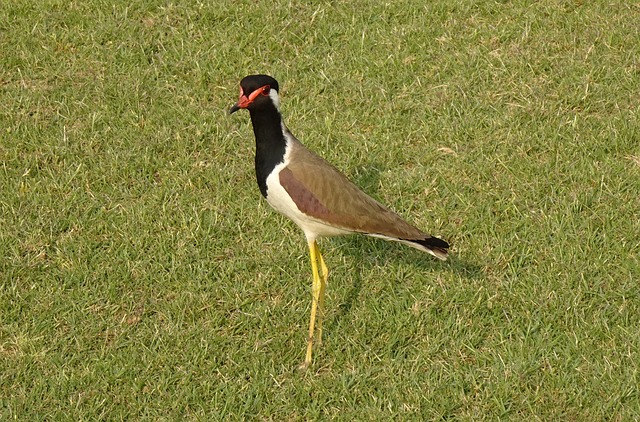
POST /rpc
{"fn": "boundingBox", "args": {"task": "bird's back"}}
[282,134,431,241]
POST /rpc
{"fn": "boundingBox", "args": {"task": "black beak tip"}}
[229,103,240,115]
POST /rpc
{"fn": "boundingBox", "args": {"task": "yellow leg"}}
[315,243,329,346]
[299,240,328,371]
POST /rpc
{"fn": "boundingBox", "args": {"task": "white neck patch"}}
[268,89,281,111]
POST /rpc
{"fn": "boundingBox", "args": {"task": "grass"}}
[1,0,639,419]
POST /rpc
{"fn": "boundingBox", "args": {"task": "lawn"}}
[1,0,639,419]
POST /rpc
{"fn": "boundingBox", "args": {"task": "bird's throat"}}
[249,107,288,198]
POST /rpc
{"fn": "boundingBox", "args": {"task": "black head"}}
[229,75,280,114]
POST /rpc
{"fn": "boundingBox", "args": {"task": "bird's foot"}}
[297,360,311,372]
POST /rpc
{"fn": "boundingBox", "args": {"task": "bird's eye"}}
[261,85,271,95]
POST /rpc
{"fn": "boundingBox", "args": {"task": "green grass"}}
[1,0,639,419]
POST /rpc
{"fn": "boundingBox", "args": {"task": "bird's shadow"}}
[320,163,484,338]
[325,237,484,333]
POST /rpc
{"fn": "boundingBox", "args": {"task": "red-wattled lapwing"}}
[229,74,449,370]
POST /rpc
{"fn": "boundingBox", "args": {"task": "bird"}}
[229,74,449,370]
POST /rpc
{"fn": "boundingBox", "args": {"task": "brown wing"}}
[280,137,428,240]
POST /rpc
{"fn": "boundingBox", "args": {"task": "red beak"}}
[229,94,249,114]
[229,85,271,114]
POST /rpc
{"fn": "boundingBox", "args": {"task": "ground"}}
[1,0,639,419]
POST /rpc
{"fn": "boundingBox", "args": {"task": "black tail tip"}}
[417,236,449,250]
[413,236,449,260]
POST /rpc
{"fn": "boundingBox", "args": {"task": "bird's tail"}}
[405,236,449,260]
[369,233,450,260]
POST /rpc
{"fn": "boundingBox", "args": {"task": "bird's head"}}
[229,74,280,114]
